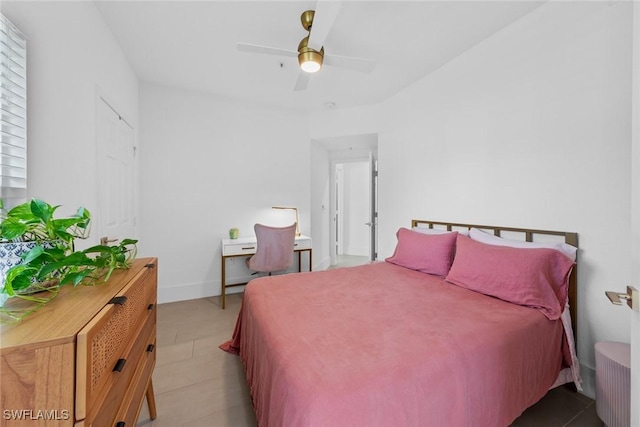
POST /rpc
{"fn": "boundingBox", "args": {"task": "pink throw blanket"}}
[221,262,565,427]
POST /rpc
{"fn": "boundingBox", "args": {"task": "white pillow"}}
[469,228,577,261]
[412,227,470,237]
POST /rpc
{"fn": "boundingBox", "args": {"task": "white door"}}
[96,98,135,246]
[632,4,640,425]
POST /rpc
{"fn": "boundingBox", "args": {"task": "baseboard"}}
[580,363,596,399]
[315,256,331,271]
[158,280,213,304]
[343,246,369,257]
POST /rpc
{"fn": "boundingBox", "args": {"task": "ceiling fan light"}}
[298,50,322,73]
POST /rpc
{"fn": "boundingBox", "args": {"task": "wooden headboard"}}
[411,219,579,342]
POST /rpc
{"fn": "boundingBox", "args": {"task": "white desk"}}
[220,235,312,309]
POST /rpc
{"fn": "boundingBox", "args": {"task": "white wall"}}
[310,141,332,270]
[312,1,633,397]
[138,82,310,303]
[1,1,139,242]
[378,1,632,395]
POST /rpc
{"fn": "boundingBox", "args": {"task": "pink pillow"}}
[445,235,575,320]
[385,228,458,277]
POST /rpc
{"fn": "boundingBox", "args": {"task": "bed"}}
[220,220,582,427]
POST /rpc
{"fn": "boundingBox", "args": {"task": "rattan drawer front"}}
[76,266,156,421]
[86,314,155,427]
[114,336,157,427]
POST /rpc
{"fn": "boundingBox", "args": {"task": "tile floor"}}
[137,290,603,427]
[333,254,370,268]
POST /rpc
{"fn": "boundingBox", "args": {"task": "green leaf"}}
[37,263,63,279]
[30,199,53,224]
[62,251,94,265]
[41,247,68,261]
[60,269,93,286]
[2,265,38,294]
[1,218,27,240]
[77,207,91,220]
[83,245,113,254]
[22,245,45,264]
[6,202,33,219]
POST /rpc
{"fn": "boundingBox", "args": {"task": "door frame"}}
[330,154,377,265]
[95,92,138,246]
[630,2,639,424]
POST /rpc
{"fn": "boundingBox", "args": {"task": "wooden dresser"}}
[0,258,158,427]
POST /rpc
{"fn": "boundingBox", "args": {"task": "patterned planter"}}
[0,241,59,295]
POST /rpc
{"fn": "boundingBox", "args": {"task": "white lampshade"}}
[300,59,321,73]
[298,49,322,73]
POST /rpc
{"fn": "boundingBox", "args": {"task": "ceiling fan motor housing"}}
[298,36,324,72]
[300,10,315,32]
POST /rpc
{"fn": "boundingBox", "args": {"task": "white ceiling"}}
[95,1,544,111]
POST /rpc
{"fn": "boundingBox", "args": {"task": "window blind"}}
[0,14,26,210]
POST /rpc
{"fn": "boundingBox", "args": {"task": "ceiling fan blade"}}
[324,54,376,74]
[294,72,310,91]
[236,42,298,58]
[307,1,342,51]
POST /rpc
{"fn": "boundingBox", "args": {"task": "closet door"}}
[96,98,136,246]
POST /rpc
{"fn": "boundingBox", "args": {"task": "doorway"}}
[310,133,378,270]
[330,149,378,268]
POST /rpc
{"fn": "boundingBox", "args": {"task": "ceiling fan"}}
[236,2,376,91]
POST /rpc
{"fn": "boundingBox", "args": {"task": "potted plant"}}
[0,198,137,322]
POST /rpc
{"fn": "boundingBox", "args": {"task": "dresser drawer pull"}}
[113,358,127,372]
[145,263,156,268]
[108,296,128,306]
[115,422,126,427]
[242,246,256,250]
[147,344,156,353]
[148,303,155,310]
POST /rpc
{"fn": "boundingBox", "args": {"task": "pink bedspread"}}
[221,262,565,427]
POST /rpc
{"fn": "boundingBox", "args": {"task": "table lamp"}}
[272,206,300,236]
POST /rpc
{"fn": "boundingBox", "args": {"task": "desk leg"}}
[297,249,312,272]
[221,255,226,309]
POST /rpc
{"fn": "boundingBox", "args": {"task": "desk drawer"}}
[294,239,312,250]
[223,242,257,256]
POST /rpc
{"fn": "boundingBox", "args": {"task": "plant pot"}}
[0,241,59,295]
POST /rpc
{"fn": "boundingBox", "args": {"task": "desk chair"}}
[246,223,297,275]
